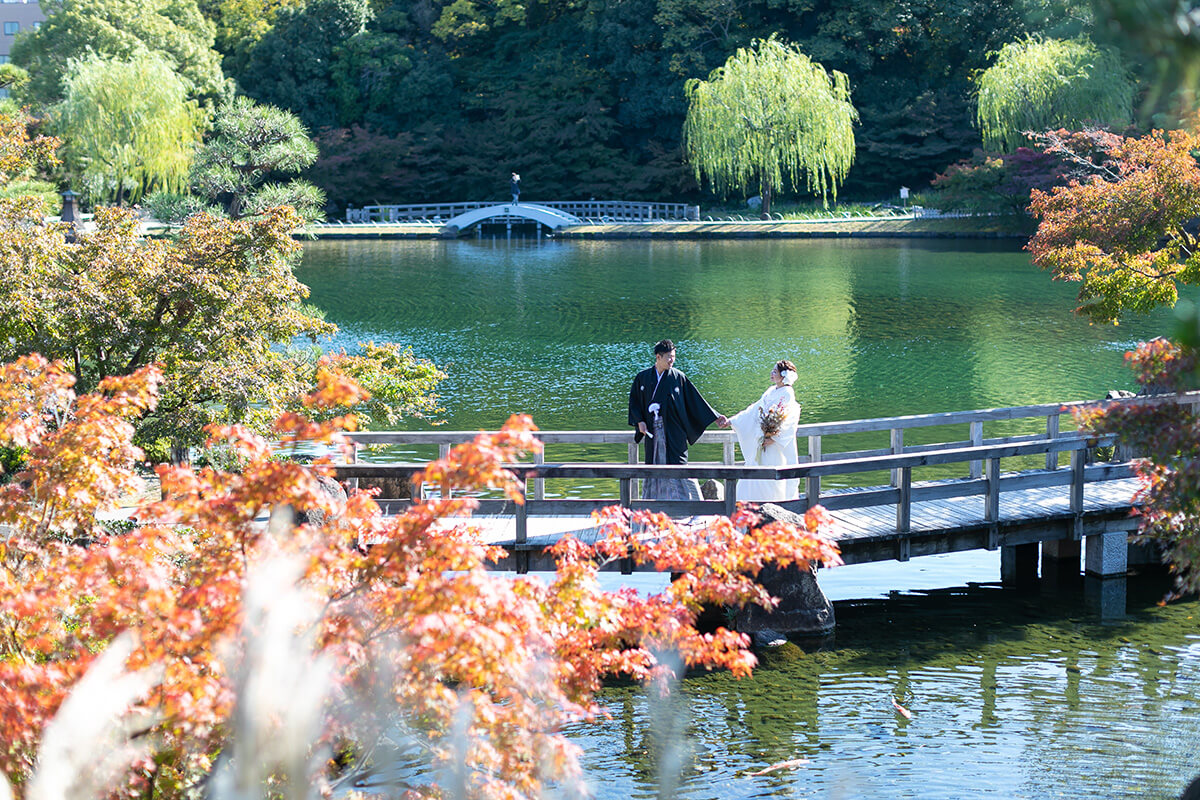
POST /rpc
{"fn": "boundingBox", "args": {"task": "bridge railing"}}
[336,391,1199,563]
[346,200,700,223]
[335,432,1133,569]
[344,390,1200,505]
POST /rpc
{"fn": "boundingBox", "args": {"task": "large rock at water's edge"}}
[734,503,836,637]
[293,474,348,527]
[358,474,415,500]
[700,479,724,501]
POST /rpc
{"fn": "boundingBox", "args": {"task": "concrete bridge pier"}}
[1084,531,1131,619]
[1041,537,1082,589]
[1084,575,1127,619]
[1085,531,1128,577]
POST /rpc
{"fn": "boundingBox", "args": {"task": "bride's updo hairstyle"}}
[776,359,796,374]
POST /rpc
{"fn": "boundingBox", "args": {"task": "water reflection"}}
[296,238,1172,433]
[297,240,1199,799]
[574,577,1200,800]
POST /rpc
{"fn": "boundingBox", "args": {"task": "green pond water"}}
[297,237,1200,799]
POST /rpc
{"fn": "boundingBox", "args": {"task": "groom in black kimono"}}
[628,339,726,466]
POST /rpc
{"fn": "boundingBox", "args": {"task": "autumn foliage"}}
[0,111,443,457]
[0,356,839,799]
[1074,338,1200,595]
[1027,122,1200,323]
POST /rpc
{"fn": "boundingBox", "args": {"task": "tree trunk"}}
[762,183,773,218]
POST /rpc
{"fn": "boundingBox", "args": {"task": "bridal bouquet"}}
[757,400,787,458]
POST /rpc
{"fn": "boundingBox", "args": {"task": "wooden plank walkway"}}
[378,475,1140,572]
[344,394,1198,574]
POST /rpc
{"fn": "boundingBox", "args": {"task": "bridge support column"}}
[1085,531,1127,577]
[1001,543,1038,586]
[1041,537,1081,581]
[1084,575,1126,620]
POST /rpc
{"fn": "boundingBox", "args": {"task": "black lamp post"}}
[59,190,79,241]
[60,190,79,223]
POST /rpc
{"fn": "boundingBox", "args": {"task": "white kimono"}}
[729,384,801,502]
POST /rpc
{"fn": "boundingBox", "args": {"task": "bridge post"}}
[628,442,640,500]
[439,444,451,499]
[984,457,1000,521]
[889,428,904,486]
[345,440,359,494]
[515,480,529,574]
[806,435,821,507]
[533,449,545,500]
[1001,543,1039,585]
[895,466,911,533]
[969,421,983,478]
[1042,537,1082,587]
[1045,414,1060,470]
[1085,532,1127,577]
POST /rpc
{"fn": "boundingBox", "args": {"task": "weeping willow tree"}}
[976,37,1135,151]
[683,37,857,215]
[56,51,202,205]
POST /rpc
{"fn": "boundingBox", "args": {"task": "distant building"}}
[0,0,43,97]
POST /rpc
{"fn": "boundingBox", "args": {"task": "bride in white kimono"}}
[722,360,801,502]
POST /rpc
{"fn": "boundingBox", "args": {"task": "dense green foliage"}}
[976,37,1135,151]
[56,52,202,205]
[928,146,1068,215]
[0,113,443,451]
[187,96,323,221]
[684,38,856,213]
[10,0,230,109]
[6,0,1142,209]
[240,0,1085,207]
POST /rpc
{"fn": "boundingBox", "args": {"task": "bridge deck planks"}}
[412,477,1141,568]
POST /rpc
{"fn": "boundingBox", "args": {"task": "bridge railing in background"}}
[345,200,700,223]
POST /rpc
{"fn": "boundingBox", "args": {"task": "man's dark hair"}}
[653,339,675,356]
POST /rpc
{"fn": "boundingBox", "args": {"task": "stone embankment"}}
[300,216,1028,240]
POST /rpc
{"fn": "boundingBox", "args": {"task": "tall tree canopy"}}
[56,52,202,205]
[976,37,1135,151]
[235,0,372,130]
[683,37,857,213]
[10,0,230,109]
[18,0,1096,208]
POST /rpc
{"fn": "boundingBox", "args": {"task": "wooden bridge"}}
[335,392,1199,582]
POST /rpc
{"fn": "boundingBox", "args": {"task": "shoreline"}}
[301,216,1030,241]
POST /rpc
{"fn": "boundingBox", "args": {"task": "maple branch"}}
[123,296,173,374]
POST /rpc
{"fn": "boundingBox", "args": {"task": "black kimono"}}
[627,366,719,465]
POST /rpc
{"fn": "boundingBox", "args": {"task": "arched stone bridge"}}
[439,203,582,237]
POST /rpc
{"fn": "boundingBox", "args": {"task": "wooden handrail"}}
[346,390,1200,447]
[335,432,1117,482]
